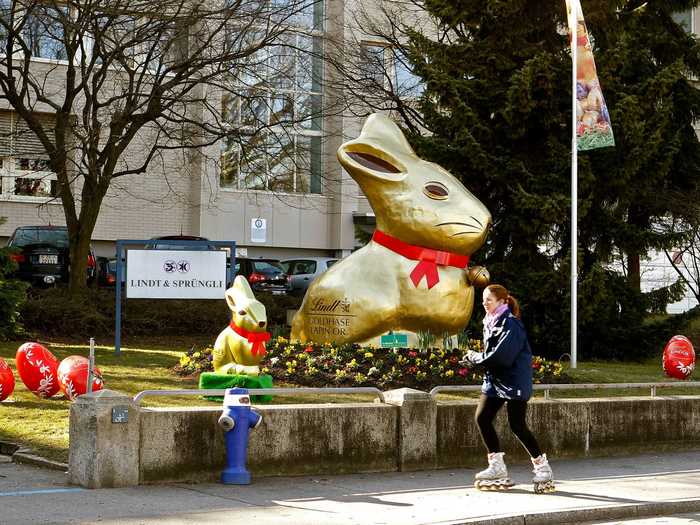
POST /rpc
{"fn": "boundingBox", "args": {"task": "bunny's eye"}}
[238,310,247,316]
[424,182,449,200]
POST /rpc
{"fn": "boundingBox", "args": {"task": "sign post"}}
[380,332,409,348]
[251,218,267,243]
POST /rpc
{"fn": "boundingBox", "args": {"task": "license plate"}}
[272,290,285,295]
[39,254,58,264]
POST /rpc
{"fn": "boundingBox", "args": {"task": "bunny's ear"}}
[226,275,254,310]
[233,275,255,298]
[337,113,412,183]
[360,113,416,157]
[224,286,237,311]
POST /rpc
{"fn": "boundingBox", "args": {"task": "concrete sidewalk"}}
[2,451,700,525]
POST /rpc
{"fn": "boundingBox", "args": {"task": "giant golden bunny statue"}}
[291,113,491,344]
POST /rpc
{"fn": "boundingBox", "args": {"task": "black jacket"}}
[469,310,533,400]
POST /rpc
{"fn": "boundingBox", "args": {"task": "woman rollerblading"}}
[463,284,556,494]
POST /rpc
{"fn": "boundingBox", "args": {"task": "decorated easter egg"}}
[663,335,695,380]
[16,342,60,398]
[0,358,15,401]
[57,356,104,401]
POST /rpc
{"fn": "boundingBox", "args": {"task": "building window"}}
[220,1,324,194]
[0,157,57,198]
[23,3,68,60]
[360,43,387,87]
[393,49,425,98]
[360,42,424,98]
[672,9,693,33]
[0,111,59,201]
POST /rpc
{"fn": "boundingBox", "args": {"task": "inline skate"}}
[474,452,514,490]
[531,453,555,493]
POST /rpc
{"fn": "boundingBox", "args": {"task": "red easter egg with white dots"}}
[663,335,695,380]
[0,358,15,401]
[57,356,104,401]
[16,342,60,398]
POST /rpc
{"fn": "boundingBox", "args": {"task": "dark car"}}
[144,235,232,283]
[144,235,220,251]
[235,257,290,295]
[6,225,96,286]
[96,256,118,286]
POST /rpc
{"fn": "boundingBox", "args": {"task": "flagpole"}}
[570,0,578,369]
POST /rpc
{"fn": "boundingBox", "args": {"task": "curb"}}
[456,498,700,524]
[12,451,68,472]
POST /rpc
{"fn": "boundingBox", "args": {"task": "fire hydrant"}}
[218,387,263,484]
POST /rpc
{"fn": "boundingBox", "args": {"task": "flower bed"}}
[175,338,570,390]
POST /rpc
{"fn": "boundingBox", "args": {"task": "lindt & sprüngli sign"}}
[126,250,226,299]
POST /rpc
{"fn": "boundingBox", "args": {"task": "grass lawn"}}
[1,338,698,463]
[0,338,205,462]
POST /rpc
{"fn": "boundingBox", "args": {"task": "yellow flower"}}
[277,336,288,343]
[445,369,454,377]
[180,355,191,366]
[192,352,201,359]
[364,352,374,358]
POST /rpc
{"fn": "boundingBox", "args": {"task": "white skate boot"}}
[531,453,555,493]
[474,452,514,490]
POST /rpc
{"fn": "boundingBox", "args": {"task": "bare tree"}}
[0,0,323,293]
[324,0,431,131]
[663,219,700,306]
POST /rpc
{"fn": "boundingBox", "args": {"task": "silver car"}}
[281,257,339,296]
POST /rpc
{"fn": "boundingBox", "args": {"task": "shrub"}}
[19,287,302,340]
[174,338,570,390]
[0,245,28,340]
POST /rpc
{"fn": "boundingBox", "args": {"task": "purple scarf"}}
[484,304,509,333]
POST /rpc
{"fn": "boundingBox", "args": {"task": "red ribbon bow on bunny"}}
[372,230,469,290]
[229,322,271,357]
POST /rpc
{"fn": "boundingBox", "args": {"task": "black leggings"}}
[474,394,542,458]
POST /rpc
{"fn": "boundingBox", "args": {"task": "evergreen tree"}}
[393,0,700,358]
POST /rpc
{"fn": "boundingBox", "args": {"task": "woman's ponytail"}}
[506,295,521,319]
[486,284,522,319]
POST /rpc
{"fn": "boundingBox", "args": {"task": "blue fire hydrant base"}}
[221,469,251,485]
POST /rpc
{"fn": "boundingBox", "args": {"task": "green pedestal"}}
[198,372,273,402]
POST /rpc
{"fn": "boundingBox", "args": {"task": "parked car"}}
[281,257,339,296]
[144,235,220,251]
[235,257,290,295]
[144,235,232,282]
[6,225,96,286]
[96,256,118,286]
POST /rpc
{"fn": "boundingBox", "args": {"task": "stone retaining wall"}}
[68,389,700,488]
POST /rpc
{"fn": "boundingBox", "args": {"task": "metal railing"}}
[430,382,700,400]
[133,382,700,405]
[133,387,385,405]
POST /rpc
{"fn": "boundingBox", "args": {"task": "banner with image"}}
[566,0,615,151]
